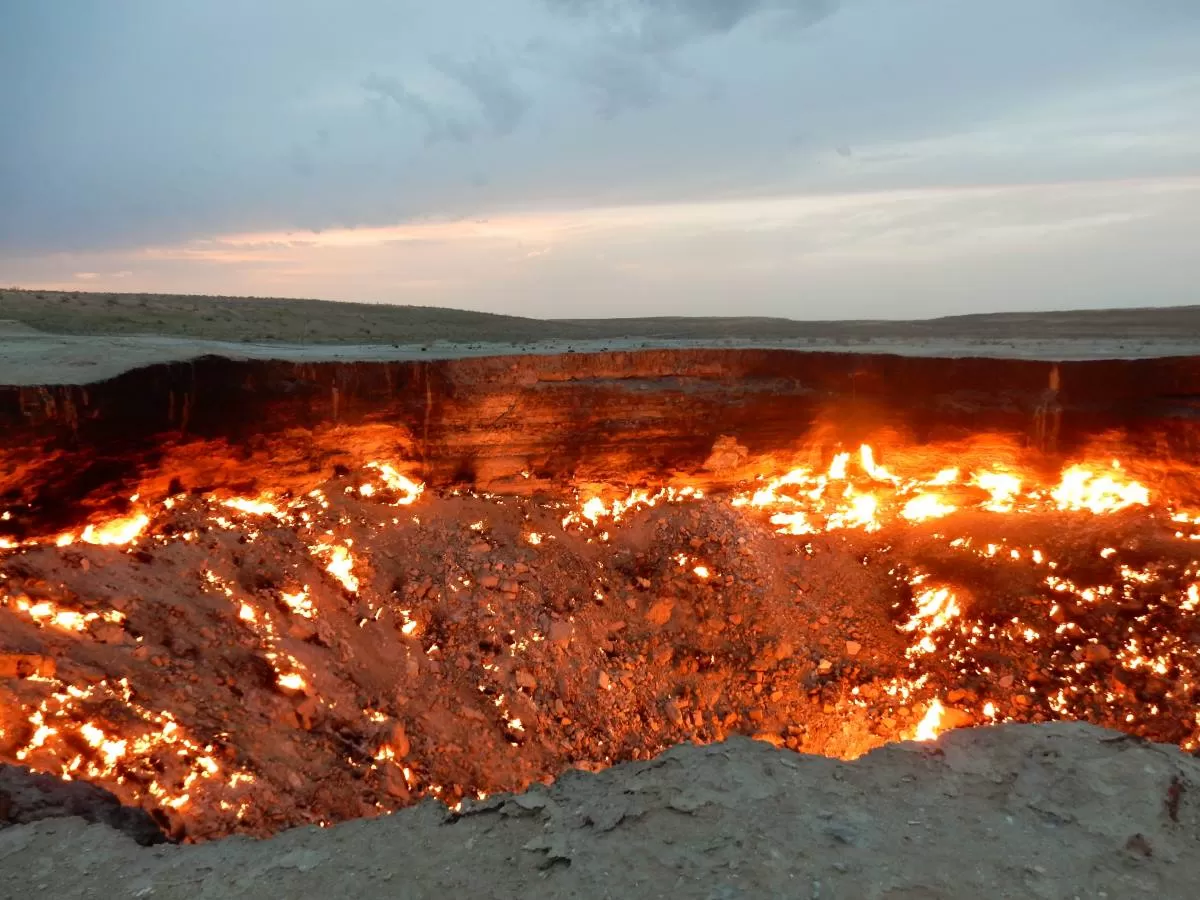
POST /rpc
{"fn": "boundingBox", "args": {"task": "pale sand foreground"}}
[1,723,1195,899]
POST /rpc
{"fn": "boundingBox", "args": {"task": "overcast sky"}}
[2,0,1198,319]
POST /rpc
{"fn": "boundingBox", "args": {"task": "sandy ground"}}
[1,722,1196,899]
[5,289,1200,384]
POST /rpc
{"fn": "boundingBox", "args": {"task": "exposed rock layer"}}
[5,349,1200,536]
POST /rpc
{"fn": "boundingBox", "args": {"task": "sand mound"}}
[1,722,1196,898]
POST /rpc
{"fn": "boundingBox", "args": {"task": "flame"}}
[913,699,946,741]
[280,588,315,619]
[364,462,424,505]
[277,672,307,692]
[901,493,956,522]
[973,471,1022,512]
[222,497,284,518]
[317,543,360,593]
[3,446,1197,833]
[59,511,151,547]
[1051,464,1149,514]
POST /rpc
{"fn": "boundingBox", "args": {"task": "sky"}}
[1,0,1199,320]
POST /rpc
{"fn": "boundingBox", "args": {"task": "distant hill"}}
[3,288,1199,345]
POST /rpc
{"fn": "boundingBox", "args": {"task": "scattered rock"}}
[645,598,674,626]
[547,619,573,644]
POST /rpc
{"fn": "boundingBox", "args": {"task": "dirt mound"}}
[0,723,1196,898]
[0,763,166,845]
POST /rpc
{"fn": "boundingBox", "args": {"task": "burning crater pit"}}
[2,348,1200,842]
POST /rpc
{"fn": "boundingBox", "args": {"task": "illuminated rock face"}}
[2,349,1200,535]
[2,348,1200,843]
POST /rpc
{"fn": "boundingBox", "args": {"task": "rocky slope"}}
[0,723,1195,899]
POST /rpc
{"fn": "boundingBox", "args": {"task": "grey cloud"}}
[2,0,1198,267]
[361,73,475,144]
[545,0,838,49]
[537,0,837,117]
[432,53,531,135]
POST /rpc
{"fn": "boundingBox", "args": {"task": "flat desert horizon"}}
[4,286,1200,346]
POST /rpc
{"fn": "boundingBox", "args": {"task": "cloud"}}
[431,52,531,135]
[544,0,837,48]
[2,0,1200,320]
[361,73,475,144]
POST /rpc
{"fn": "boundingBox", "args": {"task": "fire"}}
[2,444,1196,839]
[363,462,424,505]
[54,510,151,547]
[6,595,126,633]
[222,497,284,518]
[276,672,307,692]
[1051,464,1149,514]
[913,699,946,742]
[972,471,1022,512]
[317,543,360,593]
[901,494,956,522]
[280,588,315,618]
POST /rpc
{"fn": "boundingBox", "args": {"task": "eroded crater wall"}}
[3,349,1200,536]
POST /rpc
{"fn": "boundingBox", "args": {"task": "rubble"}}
[0,445,1198,845]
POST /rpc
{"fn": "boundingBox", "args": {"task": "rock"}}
[845,640,862,657]
[295,696,321,730]
[288,619,318,641]
[0,654,55,679]
[515,670,537,691]
[89,621,128,645]
[0,764,167,845]
[702,435,750,473]
[382,767,411,801]
[547,619,574,644]
[645,598,674,626]
[389,723,411,759]
[664,699,684,726]
[598,672,611,690]
[1082,644,1112,663]
[479,574,500,589]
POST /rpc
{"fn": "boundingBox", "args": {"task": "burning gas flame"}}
[913,699,945,742]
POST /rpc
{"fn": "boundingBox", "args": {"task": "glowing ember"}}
[3,444,1198,841]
